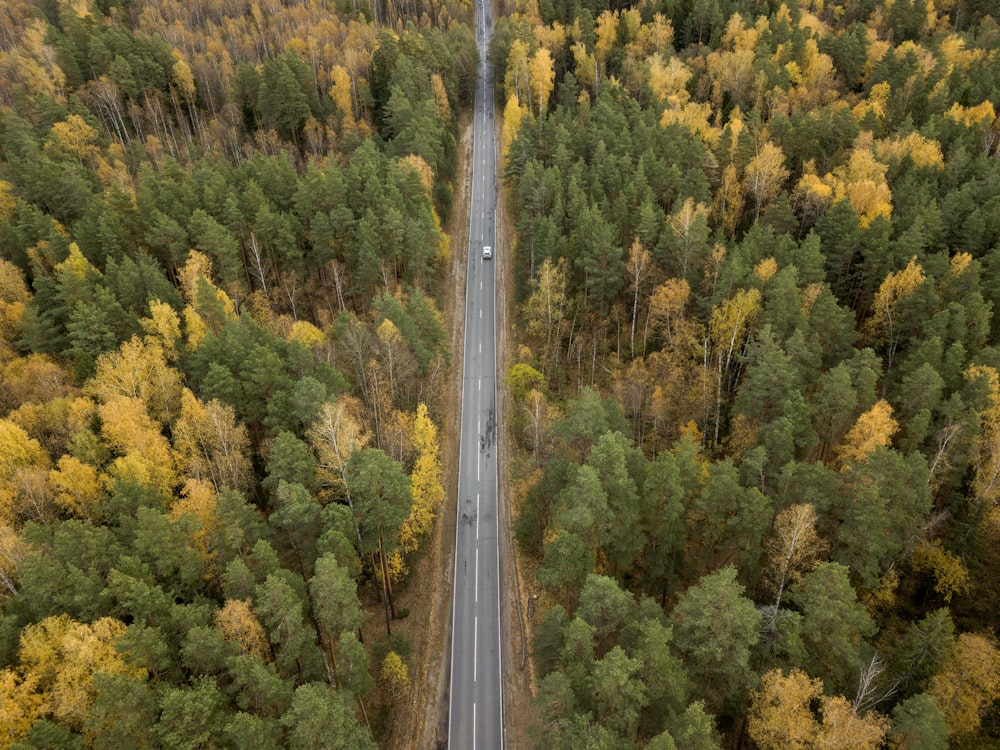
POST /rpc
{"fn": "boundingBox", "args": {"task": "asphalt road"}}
[447,0,502,745]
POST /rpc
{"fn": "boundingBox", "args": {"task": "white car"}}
[482,245,492,259]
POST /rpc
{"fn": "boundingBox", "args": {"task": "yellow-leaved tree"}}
[4,20,67,101]
[0,258,30,357]
[648,277,692,346]
[836,399,898,469]
[944,100,996,129]
[648,55,692,107]
[594,10,618,80]
[17,614,144,731]
[792,163,834,227]
[46,115,98,167]
[822,147,893,228]
[910,541,970,603]
[529,47,555,117]
[782,36,840,111]
[660,100,718,146]
[177,251,236,347]
[875,132,944,169]
[307,398,368,552]
[97,396,176,495]
[716,163,746,236]
[817,695,890,749]
[0,669,42,749]
[0,181,16,222]
[286,319,326,349]
[705,14,759,109]
[710,291,761,372]
[504,40,532,110]
[0,419,49,525]
[535,21,567,58]
[170,52,196,104]
[522,257,569,376]
[754,257,778,286]
[1,355,72,423]
[748,668,822,750]
[0,420,48,486]
[625,239,651,359]
[139,299,182,356]
[86,335,183,426]
[308,398,368,498]
[329,65,355,126]
[635,13,674,56]
[215,598,271,661]
[172,389,252,492]
[929,633,1000,737]
[864,257,926,375]
[709,288,761,443]
[571,41,597,97]
[666,197,712,280]
[431,73,451,123]
[750,669,890,750]
[501,93,527,170]
[964,364,1000,518]
[744,140,790,219]
[169,478,219,571]
[0,524,30,602]
[47,455,103,519]
[399,403,443,555]
[380,651,409,701]
[764,503,828,607]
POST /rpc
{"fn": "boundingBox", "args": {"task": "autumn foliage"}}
[0,0,464,744]
[501,0,1000,744]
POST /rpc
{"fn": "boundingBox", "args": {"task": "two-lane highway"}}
[448,0,502,745]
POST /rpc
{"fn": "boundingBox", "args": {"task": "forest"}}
[0,0,475,747]
[5,0,1000,744]
[496,0,1000,746]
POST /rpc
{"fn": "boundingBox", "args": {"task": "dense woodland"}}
[497,0,1000,746]
[6,0,1000,744]
[0,0,476,747]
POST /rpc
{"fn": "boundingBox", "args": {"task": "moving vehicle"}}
[482,245,492,259]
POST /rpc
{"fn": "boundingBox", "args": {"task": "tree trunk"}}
[590,328,599,386]
[373,550,392,635]
[714,354,724,446]
[630,283,638,360]
[379,531,398,619]
[316,624,338,688]
[341,471,365,553]
[642,294,653,357]
[248,232,270,296]
[331,260,346,312]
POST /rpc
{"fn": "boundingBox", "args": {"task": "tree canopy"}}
[505,0,1000,745]
[0,0,470,744]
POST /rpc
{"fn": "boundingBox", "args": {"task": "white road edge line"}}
[474,616,478,683]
